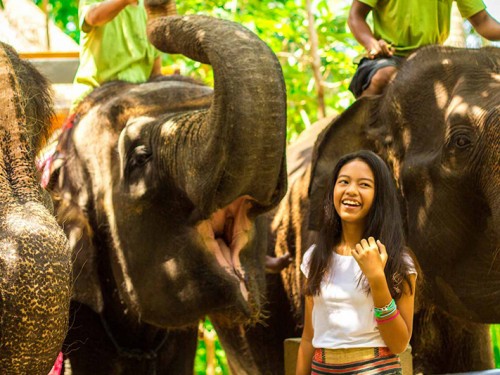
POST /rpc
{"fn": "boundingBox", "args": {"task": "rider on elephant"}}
[347,0,500,97]
[39,0,164,189]
[71,0,163,112]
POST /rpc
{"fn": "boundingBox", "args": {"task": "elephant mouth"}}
[196,196,253,301]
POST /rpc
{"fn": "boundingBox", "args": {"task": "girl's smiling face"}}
[333,159,375,226]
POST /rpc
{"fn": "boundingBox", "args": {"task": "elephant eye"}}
[130,145,152,168]
[123,144,153,189]
[453,134,471,149]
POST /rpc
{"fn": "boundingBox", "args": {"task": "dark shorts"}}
[349,56,405,98]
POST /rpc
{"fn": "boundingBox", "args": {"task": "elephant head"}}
[0,43,71,372]
[49,0,287,372]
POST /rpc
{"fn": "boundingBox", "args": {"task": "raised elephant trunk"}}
[145,0,287,216]
[0,43,70,373]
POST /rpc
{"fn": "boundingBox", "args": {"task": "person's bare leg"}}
[360,66,397,97]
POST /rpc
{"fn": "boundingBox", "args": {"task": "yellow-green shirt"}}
[71,0,160,110]
[359,0,486,56]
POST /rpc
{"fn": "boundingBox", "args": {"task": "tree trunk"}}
[306,0,325,119]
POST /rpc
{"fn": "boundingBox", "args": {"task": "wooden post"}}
[204,327,216,375]
[284,338,413,375]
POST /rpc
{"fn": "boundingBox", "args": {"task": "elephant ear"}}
[50,152,104,314]
[308,96,384,230]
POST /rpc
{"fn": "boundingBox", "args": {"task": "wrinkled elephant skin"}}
[48,2,287,374]
[0,43,71,373]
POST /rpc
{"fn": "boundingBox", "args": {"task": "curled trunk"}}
[145,2,287,215]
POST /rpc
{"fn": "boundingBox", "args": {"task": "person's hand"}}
[366,40,393,59]
[351,237,388,280]
[265,253,293,274]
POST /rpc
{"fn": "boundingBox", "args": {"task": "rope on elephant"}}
[36,112,77,188]
[47,352,63,375]
[99,313,170,373]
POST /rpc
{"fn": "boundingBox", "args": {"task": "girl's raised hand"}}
[352,237,388,280]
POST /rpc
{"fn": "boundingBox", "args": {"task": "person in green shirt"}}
[347,0,500,98]
[71,0,162,111]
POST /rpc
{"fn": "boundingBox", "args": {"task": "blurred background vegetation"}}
[34,0,361,142]
[31,0,500,373]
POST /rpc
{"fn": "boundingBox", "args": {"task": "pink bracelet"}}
[375,309,400,324]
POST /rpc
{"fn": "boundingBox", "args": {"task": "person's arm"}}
[370,273,416,353]
[352,237,415,354]
[347,0,392,58]
[468,9,500,41]
[150,56,162,78]
[85,0,138,27]
[296,296,315,375]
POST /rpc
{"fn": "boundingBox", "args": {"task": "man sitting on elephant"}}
[38,0,165,189]
[347,0,500,97]
[71,0,163,112]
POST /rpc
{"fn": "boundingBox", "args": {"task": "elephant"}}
[0,42,71,372]
[44,0,287,373]
[214,45,500,375]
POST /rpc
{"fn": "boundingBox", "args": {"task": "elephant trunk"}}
[0,45,71,373]
[145,1,287,215]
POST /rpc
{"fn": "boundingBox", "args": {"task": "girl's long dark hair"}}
[304,150,416,299]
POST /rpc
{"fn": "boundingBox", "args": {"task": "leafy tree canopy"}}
[34,0,361,141]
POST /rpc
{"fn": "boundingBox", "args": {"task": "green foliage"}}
[33,0,80,42]
[170,0,362,141]
[35,0,360,142]
[194,319,230,375]
[492,325,500,367]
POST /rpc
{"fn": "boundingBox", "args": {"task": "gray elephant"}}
[45,0,287,373]
[0,43,71,373]
[215,45,500,374]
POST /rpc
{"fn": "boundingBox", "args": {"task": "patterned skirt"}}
[311,347,402,375]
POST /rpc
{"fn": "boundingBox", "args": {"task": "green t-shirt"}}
[71,0,160,110]
[358,0,486,56]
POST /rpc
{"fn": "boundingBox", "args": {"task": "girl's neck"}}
[337,222,365,254]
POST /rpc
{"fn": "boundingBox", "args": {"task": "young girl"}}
[296,150,418,375]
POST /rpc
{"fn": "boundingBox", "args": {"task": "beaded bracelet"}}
[374,299,397,319]
[375,309,400,324]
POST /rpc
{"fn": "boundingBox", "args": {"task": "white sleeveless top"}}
[300,245,416,349]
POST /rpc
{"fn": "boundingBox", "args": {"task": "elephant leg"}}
[411,307,494,374]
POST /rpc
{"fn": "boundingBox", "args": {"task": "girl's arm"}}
[296,296,315,375]
[352,237,416,354]
[369,273,417,353]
